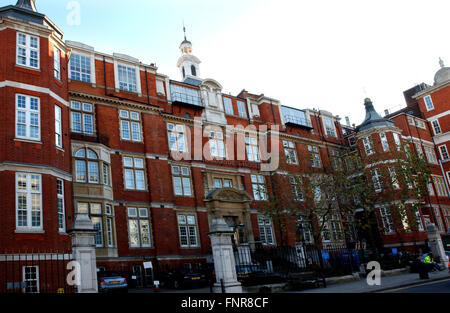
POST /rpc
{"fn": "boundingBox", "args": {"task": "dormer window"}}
[69,53,92,83]
[323,117,337,138]
[118,64,137,92]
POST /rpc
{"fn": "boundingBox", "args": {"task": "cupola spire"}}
[439,57,445,69]
[15,0,37,12]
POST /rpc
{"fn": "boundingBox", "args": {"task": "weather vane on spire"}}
[439,57,445,68]
[183,21,187,41]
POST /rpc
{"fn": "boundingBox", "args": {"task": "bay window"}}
[16,94,40,141]
[16,173,42,230]
[16,32,39,69]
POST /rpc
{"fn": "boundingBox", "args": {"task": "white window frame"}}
[308,145,322,168]
[323,117,337,138]
[379,207,395,234]
[123,156,146,191]
[16,173,42,231]
[209,131,226,158]
[433,176,449,198]
[16,32,39,70]
[258,216,275,246]
[289,176,304,201]
[128,207,152,248]
[177,214,199,248]
[69,52,94,83]
[119,110,142,142]
[105,204,115,248]
[431,120,442,135]
[246,137,260,162]
[363,137,374,155]
[57,179,65,232]
[237,100,247,118]
[22,266,40,293]
[251,175,268,201]
[424,146,438,164]
[92,215,104,247]
[55,105,62,148]
[167,123,187,153]
[424,95,434,111]
[434,207,445,233]
[388,167,400,190]
[439,145,449,161]
[172,166,192,197]
[223,97,234,115]
[380,132,389,152]
[393,133,401,151]
[70,101,94,135]
[103,163,110,186]
[74,148,100,184]
[115,61,141,94]
[54,47,61,80]
[372,169,383,193]
[283,140,298,164]
[16,94,40,141]
[415,209,424,232]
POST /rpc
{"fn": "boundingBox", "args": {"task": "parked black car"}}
[97,271,128,293]
[163,268,208,289]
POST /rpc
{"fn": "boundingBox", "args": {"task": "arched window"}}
[191,65,197,77]
[74,148,99,184]
[182,67,186,78]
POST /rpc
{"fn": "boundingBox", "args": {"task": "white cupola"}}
[177,27,201,81]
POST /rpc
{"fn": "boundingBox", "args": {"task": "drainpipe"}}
[103,56,107,96]
[144,66,151,107]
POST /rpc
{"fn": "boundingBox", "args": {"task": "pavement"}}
[129,270,450,294]
[389,278,450,293]
[292,270,450,293]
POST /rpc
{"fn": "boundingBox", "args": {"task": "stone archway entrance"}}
[205,188,254,248]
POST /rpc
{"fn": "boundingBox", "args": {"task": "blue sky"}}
[24,0,450,125]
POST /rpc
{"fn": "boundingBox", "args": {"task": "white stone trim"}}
[0,80,68,106]
[425,110,450,122]
[0,162,72,181]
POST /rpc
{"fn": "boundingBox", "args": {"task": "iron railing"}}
[283,115,313,128]
[0,251,75,294]
[171,91,204,108]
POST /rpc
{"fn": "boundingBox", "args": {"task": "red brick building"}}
[0,0,449,291]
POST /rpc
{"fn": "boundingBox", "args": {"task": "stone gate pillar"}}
[426,222,449,270]
[68,213,99,293]
[208,218,243,293]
